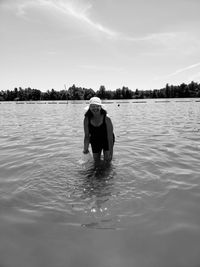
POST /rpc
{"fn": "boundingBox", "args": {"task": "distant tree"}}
[32,89,41,100]
[1,81,200,101]
[114,88,122,99]
[83,88,95,100]
[105,90,115,99]
[152,90,158,98]
[49,89,58,100]
[0,90,4,101]
[188,81,198,97]
[135,89,140,99]
[165,83,170,98]
[178,83,187,98]
[96,85,106,99]
[68,84,84,100]
[144,90,153,98]
[14,87,18,99]
[59,90,68,100]
[121,86,133,99]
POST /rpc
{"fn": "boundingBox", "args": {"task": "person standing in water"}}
[83,97,114,162]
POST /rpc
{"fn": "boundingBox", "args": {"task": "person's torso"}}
[89,115,107,141]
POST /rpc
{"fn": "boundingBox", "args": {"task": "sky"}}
[1,0,200,92]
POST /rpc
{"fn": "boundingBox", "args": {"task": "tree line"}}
[0,81,200,101]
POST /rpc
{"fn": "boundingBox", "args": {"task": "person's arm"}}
[105,116,114,159]
[83,117,90,154]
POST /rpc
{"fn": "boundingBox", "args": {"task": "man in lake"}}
[83,97,114,162]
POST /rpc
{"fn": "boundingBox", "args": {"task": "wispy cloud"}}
[123,32,177,43]
[166,62,200,77]
[10,0,117,38]
[154,62,200,83]
[5,0,180,43]
[2,0,182,46]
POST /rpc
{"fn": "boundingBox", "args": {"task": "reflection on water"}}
[78,161,117,229]
[0,99,200,267]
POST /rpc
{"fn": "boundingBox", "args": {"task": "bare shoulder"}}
[105,115,112,125]
[84,116,88,124]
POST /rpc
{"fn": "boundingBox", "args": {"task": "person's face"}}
[89,104,101,114]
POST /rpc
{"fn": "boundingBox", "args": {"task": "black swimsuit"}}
[89,115,109,153]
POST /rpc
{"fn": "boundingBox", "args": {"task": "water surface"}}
[0,99,200,267]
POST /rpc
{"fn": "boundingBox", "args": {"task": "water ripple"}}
[0,100,200,233]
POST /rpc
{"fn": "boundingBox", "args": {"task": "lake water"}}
[0,99,200,267]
